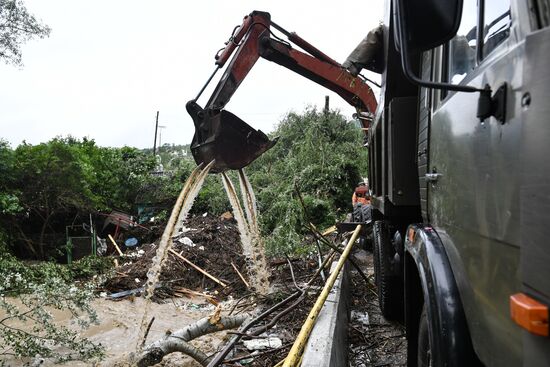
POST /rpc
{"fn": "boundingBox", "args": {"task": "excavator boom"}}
[188,10,377,172]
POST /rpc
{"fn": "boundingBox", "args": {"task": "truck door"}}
[426,0,528,365]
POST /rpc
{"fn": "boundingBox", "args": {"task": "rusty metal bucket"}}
[186,101,277,173]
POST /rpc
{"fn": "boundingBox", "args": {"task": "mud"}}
[103,214,246,300]
[1,296,229,367]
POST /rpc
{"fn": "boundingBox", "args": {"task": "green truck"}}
[368,0,550,366]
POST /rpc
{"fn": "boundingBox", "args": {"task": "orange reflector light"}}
[407,228,415,244]
[510,293,549,337]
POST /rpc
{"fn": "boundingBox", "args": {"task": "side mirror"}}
[395,0,463,51]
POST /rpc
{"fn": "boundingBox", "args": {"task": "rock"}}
[178,237,195,247]
[220,211,234,221]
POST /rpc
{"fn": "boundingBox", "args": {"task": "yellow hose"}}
[282,224,362,367]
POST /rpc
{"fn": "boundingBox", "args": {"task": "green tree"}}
[249,108,368,255]
[0,140,20,215]
[0,0,51,66]
[12,138,99,258]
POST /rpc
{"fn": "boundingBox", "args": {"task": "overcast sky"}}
[0,1,383,148]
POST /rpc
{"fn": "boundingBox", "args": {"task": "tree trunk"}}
[38,211,53,259]
[14,222,39,258]
[134,314,249,367]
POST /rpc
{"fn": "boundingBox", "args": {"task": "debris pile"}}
[103,214,248,300]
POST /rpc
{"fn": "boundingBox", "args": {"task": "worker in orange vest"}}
[352,182,371,206]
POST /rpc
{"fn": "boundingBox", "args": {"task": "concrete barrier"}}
[301,261,350,367]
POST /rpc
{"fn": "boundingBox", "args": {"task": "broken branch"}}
[169,249,227,288]
[231,261,250,289]
[134,314,248,367]
[108,234,123,256]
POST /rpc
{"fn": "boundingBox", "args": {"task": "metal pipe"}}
[193,66,220,102]
[282,224,362,367]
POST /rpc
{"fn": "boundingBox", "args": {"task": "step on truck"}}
[369,0,550,366]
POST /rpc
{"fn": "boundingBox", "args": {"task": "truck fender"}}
[404,224,479,367]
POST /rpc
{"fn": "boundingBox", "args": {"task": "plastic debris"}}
[243,337,283,351]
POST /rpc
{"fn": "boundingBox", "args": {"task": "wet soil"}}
[103,215,247,300]
[348,250,407,366]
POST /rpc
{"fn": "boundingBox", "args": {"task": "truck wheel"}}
[361,204,372,222]
[352,203,363,222]
[373,221,404,321]
[417,303,432,367]
[360,204,373,250]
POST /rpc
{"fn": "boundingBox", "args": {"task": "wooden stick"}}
[173,286,218,302]
[169,249,227,287]
[140,316,155,349]
[321,225,337,236]
[231,261,250,289]
[108,234,123,256]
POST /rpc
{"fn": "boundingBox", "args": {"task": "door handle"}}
[425,173,442,182]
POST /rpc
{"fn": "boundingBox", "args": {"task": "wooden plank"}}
[108,234,123,256]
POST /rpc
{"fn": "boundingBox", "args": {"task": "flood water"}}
[0,296,226,366]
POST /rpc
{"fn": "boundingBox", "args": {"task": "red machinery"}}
[187,10,378,172]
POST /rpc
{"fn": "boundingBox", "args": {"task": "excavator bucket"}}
[186,101,277,173]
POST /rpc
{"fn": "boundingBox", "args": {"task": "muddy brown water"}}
[1,297,229,366]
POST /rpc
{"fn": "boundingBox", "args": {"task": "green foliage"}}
[0,140,21,216]
[0,0,51,66]
[0,137,168,258]
[193,175,231,216]
[69,255,113,280]
[0,276,104,362]
[248,108,368,255]
[0,251,105,361]
[0,108,366,259]
[0,251,111,294]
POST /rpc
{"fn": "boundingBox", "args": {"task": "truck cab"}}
[368,0,550,365]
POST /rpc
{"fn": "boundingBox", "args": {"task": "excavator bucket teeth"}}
[187,101,277,173]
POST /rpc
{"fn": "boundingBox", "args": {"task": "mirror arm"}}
[394,0,486,94]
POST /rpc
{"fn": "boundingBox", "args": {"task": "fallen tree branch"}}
[250,291,306,336]
[206,293,302,367]
[134,314,248,367]
[223,342,293,363]
[207,249,337,367]
[306,224,371,284]
[169,249,227,287]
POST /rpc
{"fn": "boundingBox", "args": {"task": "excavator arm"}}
[187,10,378,172]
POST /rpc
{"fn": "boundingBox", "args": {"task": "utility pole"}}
[153,111,159,155]
[324,95,330,114]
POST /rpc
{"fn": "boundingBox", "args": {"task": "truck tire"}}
[361,204,372,222]
[360,204,373,250]
[352,203,363,222]
[373,221,404,321]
